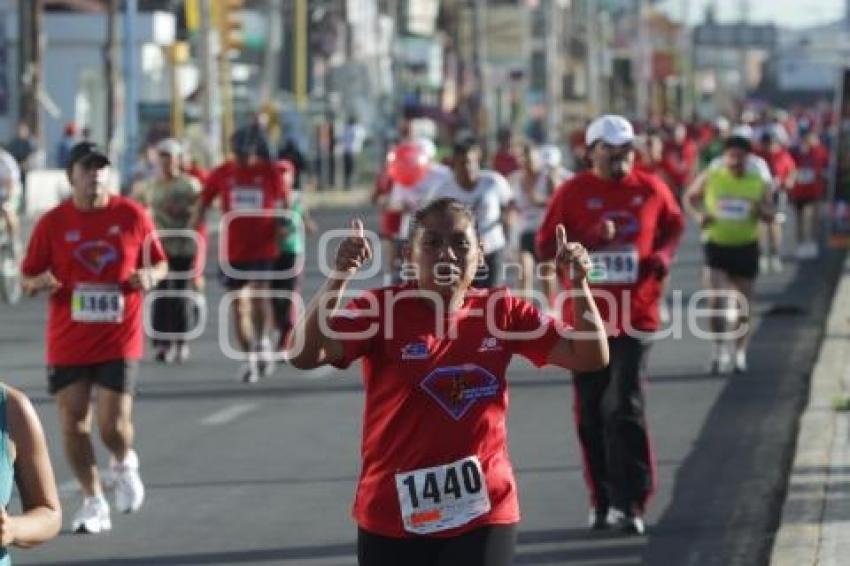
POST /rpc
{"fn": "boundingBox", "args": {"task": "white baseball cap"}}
[157,138,183,156]
[729,125,754,141]
[585,115,635,147]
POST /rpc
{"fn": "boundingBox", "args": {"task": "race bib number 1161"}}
[395,455,491,535]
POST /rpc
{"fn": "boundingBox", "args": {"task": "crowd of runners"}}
[0,101,835,564]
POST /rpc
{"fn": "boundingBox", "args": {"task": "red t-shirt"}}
[765,149,796,188]
[661,139,697,191]
[202,160,287,262]
[791,144,829,201]
[21,197,167,366]
[492,151,520,178]
[374,167,401,237]
[535,170,685,334]
[329,285,565,538]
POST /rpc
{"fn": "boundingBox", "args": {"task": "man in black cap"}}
[21,142,168,534]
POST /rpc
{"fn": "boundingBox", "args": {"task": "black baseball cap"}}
[67,142,111,172]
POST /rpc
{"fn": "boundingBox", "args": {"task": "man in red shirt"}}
[536,115,685,535]
[21,142,168,534]
[790,128,829,259]
[194,126,288,383]
[491,128,520,178]
[661,122,697,200]
[756,128,796,273]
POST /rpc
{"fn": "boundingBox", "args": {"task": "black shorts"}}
[357,524,516,566]
[219,259,274,290]
[48,359,139,396]
[704,241,760,280]
[519,231,537,257]
[792,197,819,211]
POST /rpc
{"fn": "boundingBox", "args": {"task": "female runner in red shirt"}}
[289,198,608,565]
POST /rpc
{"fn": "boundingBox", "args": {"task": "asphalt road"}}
[0,204,842,566]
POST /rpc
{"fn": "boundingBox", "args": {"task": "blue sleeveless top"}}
[0,386,15,565]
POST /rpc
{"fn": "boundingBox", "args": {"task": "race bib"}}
[230,186,264,211]
[796,168,816,184]
[716,198,753,221]
[588,247,639,285]
[72,284,124,323]
[395,455,491,535]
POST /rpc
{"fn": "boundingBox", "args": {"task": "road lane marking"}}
[201,402,259,425]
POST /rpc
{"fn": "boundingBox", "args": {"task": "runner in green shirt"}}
[684,130,773,375]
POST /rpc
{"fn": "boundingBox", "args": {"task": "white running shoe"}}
[111,449,145,513]
[711,345,732,375]
[770,255,784,273]
[587,507,616,530]
[734,350,748,374]
[176,343,190,364]
[71,496,112,534]
[257,337,276,377]
[759,256,770,275]
[609,508,646,536]
[241,353,260,384]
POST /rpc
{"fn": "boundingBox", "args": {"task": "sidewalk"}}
[301,186,371,209]
[771,255,850,565]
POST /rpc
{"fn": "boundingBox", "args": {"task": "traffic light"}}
[184,0,200,33]
[213,0,244,56]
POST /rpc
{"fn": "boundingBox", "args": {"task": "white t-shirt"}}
[428,170,514,254]
[0,149,21,208]
[388,163,452,239]
[509,167,572,232]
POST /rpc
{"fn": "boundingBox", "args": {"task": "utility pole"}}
[18,0,43,136]
[543,0,563,143]
[585,0,601,118]
[199,0,222,162]
[261,0,284,102]
[635,0,651,120]
[105,0,121,158]
[293,0,308,111]
[470,0,488,141]
[122,0,139,188]
[679,0,693,120]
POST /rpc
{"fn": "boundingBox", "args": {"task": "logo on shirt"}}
[587,198,604,210]
[477,337,502,353]
[107,225,121,236]
[65,230,81,242]
[420,365,500,420]
[73,240,119,275]
[601,210,639,239]
[401,341,430,360]
[630,195,644,207]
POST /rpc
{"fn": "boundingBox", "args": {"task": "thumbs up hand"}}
[335,219,373,277]
[555,224,592,283]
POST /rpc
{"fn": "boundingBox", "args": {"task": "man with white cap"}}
[133,138,202,363]
[536,115,685,535]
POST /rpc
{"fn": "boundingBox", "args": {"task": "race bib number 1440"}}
[395,455,491,535]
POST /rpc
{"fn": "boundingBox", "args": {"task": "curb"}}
[770,256,850,565]
[301,188,371,209]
